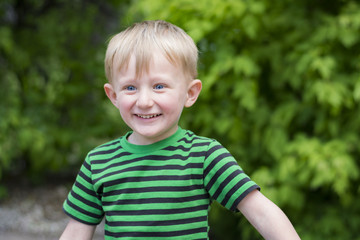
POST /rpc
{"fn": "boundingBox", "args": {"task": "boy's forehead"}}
[114,50,184,78]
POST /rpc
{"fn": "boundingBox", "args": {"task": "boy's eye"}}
[154,84,164,90]
[126,85,136,91]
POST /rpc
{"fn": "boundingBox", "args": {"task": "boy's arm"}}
[237,190,301,240]
[60,218,96,240]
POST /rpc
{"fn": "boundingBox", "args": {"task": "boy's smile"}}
[104,50,202,145]
[136,114,161,119]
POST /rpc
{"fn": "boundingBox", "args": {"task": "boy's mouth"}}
[135,114,162,119]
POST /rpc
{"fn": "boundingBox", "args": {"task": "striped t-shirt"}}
[63,127,259,239]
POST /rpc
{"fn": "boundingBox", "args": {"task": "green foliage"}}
[128,0,360,239]
[0,0,130,181]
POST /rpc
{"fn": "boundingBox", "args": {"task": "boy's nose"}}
[136,90,154,108]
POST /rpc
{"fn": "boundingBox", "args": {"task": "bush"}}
[127,0,360,239]
[0,0,129,181]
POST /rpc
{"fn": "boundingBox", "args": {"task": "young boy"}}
[60,20,300,240]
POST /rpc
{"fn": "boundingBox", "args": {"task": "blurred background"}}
[1,0,360,239]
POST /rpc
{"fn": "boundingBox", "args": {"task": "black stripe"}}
[89,148,122,157]
[91,151,132,164]
[203,152,232,177]
[102,193,209,206]
[177,135,196,144]
[205,143,223,157]
[66,199,103,219]
[107,216,207,227]
[106,204,209,216]
[74,181,98,198]
[105,227,208,238]
[221,177,251,207]
[104,184,204,197]
[78,171,92,185]
[83,161,91,171]
[93,163,203,183]
[163,142,210,151]
[70,190,102,210]
[63,208,101,226]
[205,161,241,191]
[211,169,244,201]
[103,174,203,187]
[184,131,194,137]
[177,134,206,144]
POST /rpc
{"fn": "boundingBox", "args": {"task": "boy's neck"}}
[127,125,179,145]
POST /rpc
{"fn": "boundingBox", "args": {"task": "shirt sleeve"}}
[203,140,260,212]
[63,153,104,225]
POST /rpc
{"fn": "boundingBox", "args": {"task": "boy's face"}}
[104,51,201,145]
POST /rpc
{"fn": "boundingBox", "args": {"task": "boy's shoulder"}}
[180,129,216,143]
[177,129,222,151]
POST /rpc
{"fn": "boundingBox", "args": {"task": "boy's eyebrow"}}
[116,76,137,84]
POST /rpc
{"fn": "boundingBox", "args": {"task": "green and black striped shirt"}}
[63,127,259,239]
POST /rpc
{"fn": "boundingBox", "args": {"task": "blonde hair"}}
[104,20,198,83]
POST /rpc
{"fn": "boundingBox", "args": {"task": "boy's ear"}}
[185,79,202,107]
[104,83,118,107]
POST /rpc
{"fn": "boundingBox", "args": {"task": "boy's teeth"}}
[137,114,160,119]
